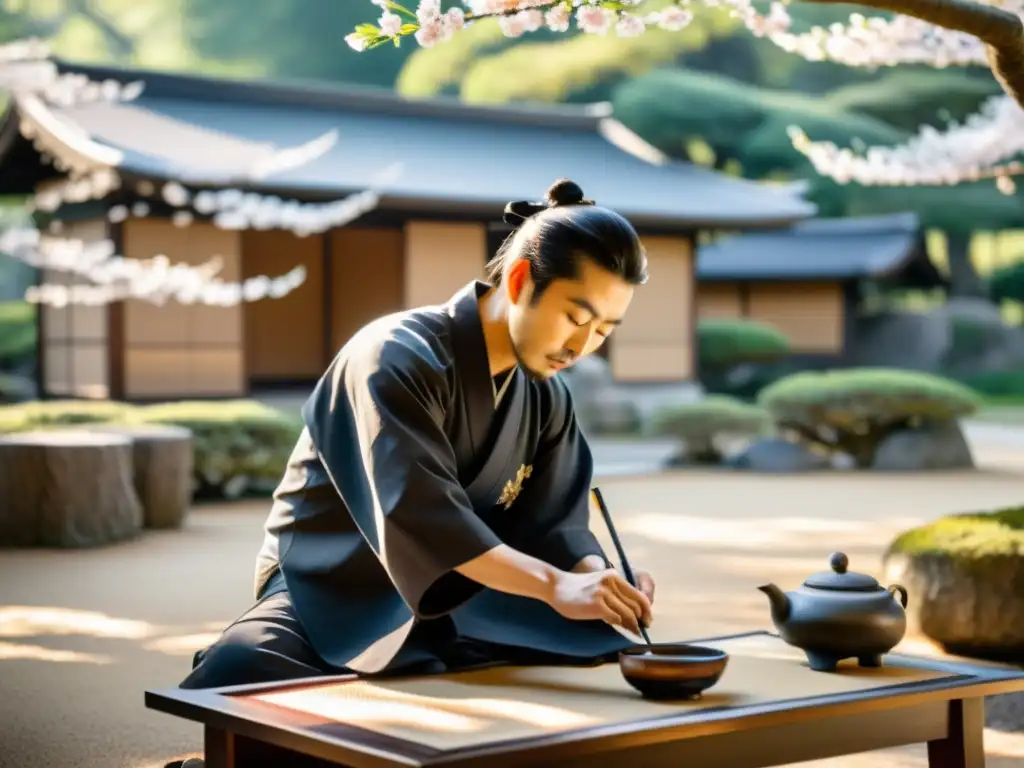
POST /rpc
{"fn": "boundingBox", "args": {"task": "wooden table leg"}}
[204,726,235,768]
[927,698,985,768]
[203,727,350,767]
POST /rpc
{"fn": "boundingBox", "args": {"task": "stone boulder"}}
[560,357,643,435]
[0,430,143,547]
[726,437,829,472]
[849,310,950,371]
[939,297,1024,375]
[883,551,1024,660]
[872,420,974,471]
[850,298,1024,377]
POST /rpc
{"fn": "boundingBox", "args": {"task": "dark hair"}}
[485,178,648,300]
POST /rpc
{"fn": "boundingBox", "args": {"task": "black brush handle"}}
[592,487,653,646]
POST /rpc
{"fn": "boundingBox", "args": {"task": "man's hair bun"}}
[544,178,592,207]
[502,178,594,227]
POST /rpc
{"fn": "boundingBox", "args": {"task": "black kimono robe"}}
[253,280,635,675]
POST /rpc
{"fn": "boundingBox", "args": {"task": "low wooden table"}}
[146,631,1024,768]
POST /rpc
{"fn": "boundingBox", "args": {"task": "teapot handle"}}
[887,584,908,608]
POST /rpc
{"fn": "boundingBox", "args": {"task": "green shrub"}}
[954,369,1024,400]
[886,505,1024,559]
[0,373,35,404]
[0,398,134,430]
[649,395,769,464]
[129,400,302,498]
[0,301,37,366]
[698,318,791,371]
[0,398,303,499]
[989,261,1024,305]
[758,367,982,467]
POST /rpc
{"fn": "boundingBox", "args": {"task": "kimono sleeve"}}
[519,380,609,572]
[301,337,503,618]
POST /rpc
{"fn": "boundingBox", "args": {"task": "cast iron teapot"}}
[758,552,909,672]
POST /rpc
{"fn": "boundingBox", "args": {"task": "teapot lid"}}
[803,552,880,591]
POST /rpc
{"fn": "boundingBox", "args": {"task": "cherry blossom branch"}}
[351,1,1024,106]
[800,0,1024,104]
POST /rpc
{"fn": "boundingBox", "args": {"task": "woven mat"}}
[248,635,952,751]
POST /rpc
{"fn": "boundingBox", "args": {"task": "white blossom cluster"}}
[0,37,400,306]
[788,94,1024,192]
[348,0,1014,70]
[344,0,695,51]
[760,12,990,68]
[0,37,145,105]
[347,0,1024,194]
[1,225,308,308]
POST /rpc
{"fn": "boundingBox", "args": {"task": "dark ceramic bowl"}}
[618,644,729,700]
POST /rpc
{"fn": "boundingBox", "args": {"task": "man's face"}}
[505,257,635,379]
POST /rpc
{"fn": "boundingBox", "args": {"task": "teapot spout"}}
[758,583,791,622]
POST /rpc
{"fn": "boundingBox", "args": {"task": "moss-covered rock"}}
[883,507,1024,661]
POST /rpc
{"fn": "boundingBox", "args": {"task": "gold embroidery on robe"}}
[498,464,533,509]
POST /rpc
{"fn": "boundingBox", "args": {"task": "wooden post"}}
[927,697,985,768]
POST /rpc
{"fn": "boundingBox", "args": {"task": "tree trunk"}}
[944,231,986,298]
[85,423,194,529]
[0,431,143,547]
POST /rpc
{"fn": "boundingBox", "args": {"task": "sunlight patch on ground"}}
[615,514,924,550]
[0,606,231,658]
[143,633,219,656]
[984,729,1024,758]
[0,606,160,639]
[0,640,112,664]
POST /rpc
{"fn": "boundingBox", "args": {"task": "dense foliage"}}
[649,394,768,463]
[758,368,983,466]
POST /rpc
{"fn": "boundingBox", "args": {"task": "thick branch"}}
[65,0,135,58]
[800,0,1024,106]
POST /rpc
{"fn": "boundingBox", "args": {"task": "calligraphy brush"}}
[591,486,653,647]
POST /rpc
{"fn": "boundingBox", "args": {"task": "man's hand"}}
[547,569,653,635]
[634,568,656,605]
[573,556,656,608]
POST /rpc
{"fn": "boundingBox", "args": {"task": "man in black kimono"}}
[180,179,656,689]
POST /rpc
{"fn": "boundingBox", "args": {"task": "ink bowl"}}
[618,644,729,700]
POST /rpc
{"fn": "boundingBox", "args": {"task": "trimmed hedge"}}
[989,261,1024,305]
[0,398,303,500]
[649,395,769,464]
[0,300,36,366]
[698,318,791,370]
[758,367,982,467]
[129,400,302,498]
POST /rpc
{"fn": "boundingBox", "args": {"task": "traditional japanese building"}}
[696,212,948,362]
[0,57,815,401]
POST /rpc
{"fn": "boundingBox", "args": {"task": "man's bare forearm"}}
[455,544,561,604]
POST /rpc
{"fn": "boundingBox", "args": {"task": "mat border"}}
[145,630,1024,768]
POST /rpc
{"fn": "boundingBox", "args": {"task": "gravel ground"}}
[2,469,1024,767]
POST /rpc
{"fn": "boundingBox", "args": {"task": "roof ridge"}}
[51,57,606,130]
